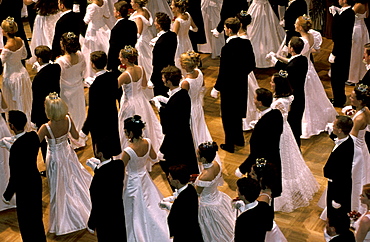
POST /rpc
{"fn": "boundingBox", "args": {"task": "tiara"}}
[302,14,311,21]
[48,92,59,100]
[66,32,76,39]
[5,16,14,24]
[256,158,266,168]
[279,70,288,78]
[202,141,214,149]
[357,84,369,93]
[123,45,135,54]
[240,10,248,17]
[131,117,141,124]
[186,50,197,58]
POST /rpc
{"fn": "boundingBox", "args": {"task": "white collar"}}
[38,62,50,72]
[239,200,258,214]
[366,63,370,70]
[60,9,72,17]
[95,70,106,77]
[259,107,272,117]
[168,87,181,97]
[333,135,349,151]
[339,6,351,14]
[288,54,301,62]
[176,184,188,195]
[150,30,167,47]
[14,131,26,140]
[97,158,112,169]
[114,17,124,26]
[226,35,239,43]
[157,30,166,37]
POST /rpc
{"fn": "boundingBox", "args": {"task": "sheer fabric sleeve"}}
[0,49,10,65]
[309,29,322,51]
[21,43,27,60]
[84,4,95,24]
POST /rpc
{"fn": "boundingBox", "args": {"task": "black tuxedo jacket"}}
[332,8,355,59]
[31,63,61,127]
[360,68,370,86]
[187,0,206,45]
[3,131,46,241]
[168,185,203,242]
[52,11,84,60]
[159,89,198,174]
[107,18,137,72]
[82,71,121,156]
[88,159,126,241]
[216,0,249,33]
[215,37,255,117]
[235,201,273,242]
[330,230,355,241]
[239,109,283,197]
[284,0,307,43]
[324,136,354,216]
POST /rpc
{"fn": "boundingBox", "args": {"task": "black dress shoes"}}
[220,144,234,153]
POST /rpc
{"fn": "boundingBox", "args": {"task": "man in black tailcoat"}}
[212,17,255,153]
[2,111,46,242]
[187,0,206,52]
[151,12,177,97]
[283,0,307,44]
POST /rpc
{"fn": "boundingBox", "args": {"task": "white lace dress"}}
[194,160,235,242]
[0,41,32,131]
[271,96,319,212]
[348,11,369,84]
[123,138,171,242]
[82,1,111,79]
[247,0,286,68]
[300,35,337,139]
[56,51,86,132]
[173,12,193,71]
[118,67,163,159]
[44,116,92,235]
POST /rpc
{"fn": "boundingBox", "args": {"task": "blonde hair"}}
[45,93,68,121]
[133,0,148,7]
[1,17,18,36]
[172,0,188,13]
[364,184,370,199]
[180,51,200,70]
[297,15,312,32]
[120,45,139,63]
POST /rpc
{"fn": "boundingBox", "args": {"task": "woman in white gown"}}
[0,18,32,131]
[37,94,92,235]
[117,46,163,159]
[348,0,369,85]
[122,115,171,242]
[82,0,111,80]
[355,184,370,241]
[295,16,337,139]
[270,72,319,212]
[56,32,86,134]
[28,0,61,65]
[194,142,235,242]
[171,0,197,71]
[247,0,285,68]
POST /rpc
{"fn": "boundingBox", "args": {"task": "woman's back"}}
[57,52,86,85]
[124,138,151,173]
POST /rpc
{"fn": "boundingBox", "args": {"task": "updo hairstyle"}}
[198,141,218,163]
[120,45,139,64]
[251,159,278,192]
[133,0,148,7]
[45,92,69,121]
[354,84,370,106]
[272,71,292,98]
[1,17,18,38]
[60,32,80,54]
[180,51,201,70]
[124,115,146,140]
[172,0,189,13]
[236,10,252,30]
[297,15,312,32]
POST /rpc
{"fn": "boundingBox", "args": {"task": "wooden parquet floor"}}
[0,22,358,241]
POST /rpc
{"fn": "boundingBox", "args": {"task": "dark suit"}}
[331,7,355,106]
[159,89,198,175]
[187,0,206,51]
[234,201,273,242]
[51,10,84,60]
[88,159,126,241]
[168,185,203,242]
[239,109,283,197]
[82,71,121,156]
[324,136,354,219]
[215,37,255,149]
[330,230,355,241]
[216,0,249,33]
[284,0,307,44]
[3,132,46,242]
[360,68,370,86]
[276,55,308,147]
[151,31,177,97]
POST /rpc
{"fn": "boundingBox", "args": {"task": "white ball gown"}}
[271,96,319,212]
[194,159,235,242]
[300,34,337,139]
[173,12,193,70]
[44,116,92,235]
[123,138,171,242]
[82,0,111,79]
[247,0,285,68]
[117,66,163,159]
[0,41,32,131]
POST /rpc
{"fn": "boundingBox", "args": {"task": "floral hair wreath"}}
[240,10,248,17]
[202,141,215,149]
[255,158,267,168]
[279,70,288,78]
[357,83,369,93]
[66,32,76,39]
[302,14,311,21]
[5,16,14,24]
[48,92,60,100]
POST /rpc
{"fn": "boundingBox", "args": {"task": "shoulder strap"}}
[67,115,71,132]
[45,123,55,139]
[126,71,133,83]
[144,138,151,155]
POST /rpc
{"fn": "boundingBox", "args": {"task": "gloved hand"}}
[211,28,220,38]
[328,53,336,63]
[210,87,219,99]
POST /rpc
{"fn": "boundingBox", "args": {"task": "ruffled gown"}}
[247,0,285,68]
[1,41,32,131]
[82,1,111,79]
[44,116,92,235]
[271,96,319,212]
[173,12,193,71]
[194,160,235,242]
[348,11,369,84]
[123,138,171,242]
[300,35,337,139]
[118,66,163,159]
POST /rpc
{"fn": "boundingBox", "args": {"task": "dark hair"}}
[35,45,52,63]
[365,43,370,56]
[161,65,182,86]
[289,36,304,54]
[251,161,279,192]
[172,0,189,13]
[90,51,107,69]
[155,12,171,31]
[346,0,354,5]
[198,141,218,163]
[95,136,114,159]
[328,213,351,235]
[169,164,190,184]
[60,32,80,54]
[59,0,73,9]
[9,110,27,130]
[224,17,240,34]
[114,1,130,18]
[237,177,261,203]
[35,0,59,16]
[256,88,273,107]
[272,73,292,98]
[236,11,251,30]
[120,45,138,64]
[124,115,145,140]
[336,115,353,135]
[354,84,370,106]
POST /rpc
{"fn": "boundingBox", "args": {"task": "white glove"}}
[332,200,341,209]
[329,5,340,16]
[86,157,101,170]
[231,200,245,210]
[159,200,172,210]
[279,19,285,27]
[210,87,219,99]
[235,168,244,178]
[342,106,356,116]
[87,227,95,234]
[151,95,169,110]
[326,122,334,134]
[211,28,220,38]
[280,45,289,57]
[190,26,198,32]
[0,136,16,151]
[162,195,176,203]
[328,53,336,63]
[147,80,154,89]
[266,52,278,65]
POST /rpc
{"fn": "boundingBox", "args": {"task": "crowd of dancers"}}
[1,0,370,241]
